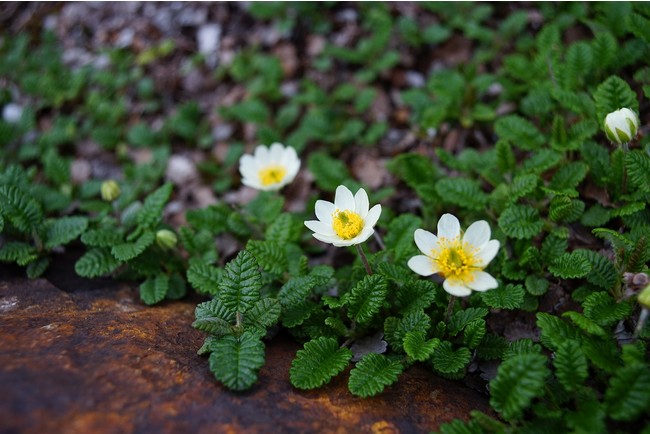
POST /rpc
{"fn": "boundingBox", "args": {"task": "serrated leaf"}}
[536,312,581,351]
[581,250,618,290]
[290,337,352,389]
[525,275,549,296]
[265,213,296,243]
[499,204,543,240]
[218,250,261,313]
[387,153,438,190]
[476,334,509,360]
[480,284,524,310]
[74,248,121,278]
[140,275,168,305]
[432,341,471,377]
[307,152,351,192]
[383,214,422,262]
[0,242,36,264]
[548,250,592,278]
[395,279,437,314]
[509,174,538,202]
[463,319,486,349]
[244,298,281,330]
[403,331,439,361]
[278,275,316,309]
[494,115,545,151]
[209,331,266,391]
[347,274,388,324]
[503,339,542,360]
[0,185,43,233]
[348,353,404,398]
[81,228,124,247]
[625,150,650,193]
[44,216,88,249]
[582,292,633,327]
[489,353,550,421]
[192,317,233,336]
[187,261,222,296]
[605,364,650,421]
[111,231,155,261]
[562,311,607,337]
[246,240,287,275]
[544,162,589,197]
[554,340,588,393]
[137,183,173,229]
[448,307,489,335]
[26,256,50,279]
[435,177,488,210]
[593,76,639,122]
[384,310,431,351]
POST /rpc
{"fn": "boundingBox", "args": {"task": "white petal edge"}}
[334,185,355,211]
[363,204,382,229]
[414,229,438,255]
[253,145,269,161]
[312,232,341,245]
[315,200,335,224]
[475,240,500,266]
[269,143,285,162]
[304,220,335,236]
[437,213,461,240]
[463,220,491,249]
[354,188,370,217]
[466,271,498,292]
[443,279,472,297]
[407,255,437,276]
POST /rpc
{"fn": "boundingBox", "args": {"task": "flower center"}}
[259,165,287,186]
[332,209,364,240]
[433,237,481,282]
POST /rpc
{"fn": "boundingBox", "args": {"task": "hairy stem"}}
[356,244,373,275]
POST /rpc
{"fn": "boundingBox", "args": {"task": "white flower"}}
[604,108,639,145]
[304,185,382,247]
[239,143,300,191]
[407,213,500,297]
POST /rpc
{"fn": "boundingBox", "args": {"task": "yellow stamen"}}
[433,237,481,283]
[332,209,364,240]
[259,165,287,186]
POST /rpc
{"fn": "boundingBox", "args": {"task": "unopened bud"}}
[604,108,639,145]
[156,229,177,250]
[638,284,650,309]
[101,180,121,202]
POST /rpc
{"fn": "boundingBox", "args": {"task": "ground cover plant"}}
[1,2,649,432]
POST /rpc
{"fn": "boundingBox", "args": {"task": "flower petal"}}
[354,188,370,217]
[334,185,355,211]
[463,220,491,249]
[254,145,269,161]
[437,213,461,240]
[443,279,472,297]
[414,229,438,255]
[466,271,498,292]
[315,200,335,224]
[269,143,285,162]
[364,204,382,230]
[304,220,335,236]
[408,255,437,276]
[312,232,341,245]
[354,225,375,245]
[475,240,500,266]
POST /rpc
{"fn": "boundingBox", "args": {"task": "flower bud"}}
[156,229,178,250]
[638,284,650,310]
[101,180,121,202]
[604,108,639,145]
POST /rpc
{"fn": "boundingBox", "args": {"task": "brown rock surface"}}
[0,259,491,434]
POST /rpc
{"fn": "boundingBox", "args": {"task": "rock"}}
[165,154,198,186]
[2,103,23,124]
[197,24,221,68]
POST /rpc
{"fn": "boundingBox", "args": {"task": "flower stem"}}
[356,244,373,275]
[444,296,456,322]
[622,142,629,195]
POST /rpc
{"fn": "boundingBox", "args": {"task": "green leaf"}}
[498,204,543,239]
[307,151,351,192]
[278,275,316,309]
[209,331,266,391]
[432,341,471,378]
[246,240,287,275]
[26,257,50,279]
[509,174,538,202]
[290,337,352,390]
[536,312,581,352]
[548,250,592,279]
[111,231,155,261]
[403,331,439,362]
[348,353,404,397]
[448,307,489,335]
[384,310,431,351]
[44,216,88,249]
[347,274,388,324]
[554,340,588,393]
[494,115,545,151]
[395,279,437,314]
[605,364,650,421]
[265,213,297,243]
[544,162,589,197]
[562,311,607,337]
[383,214,422,262]
[625,150,650,193]
[386,153,438,190]
[140,275,168,305]
[582,292,633,327]
[525,276,549,296]
[137,183,173,229]
[244,298,281,331]
[74,248,120,278]
[548,196,584,223]
[0,242,37,265]
[435,177,488,210]
[489,353,549,421]
[192,316,233,336]
[81,228,124,247]
[463,319,486,349]
[218,250,261,313]
[581,250,618,290]
[503,339,542,360]
[187,261,222,296]
[480,284,524,310]
[593,76,639,122]
[0,185,43,233]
